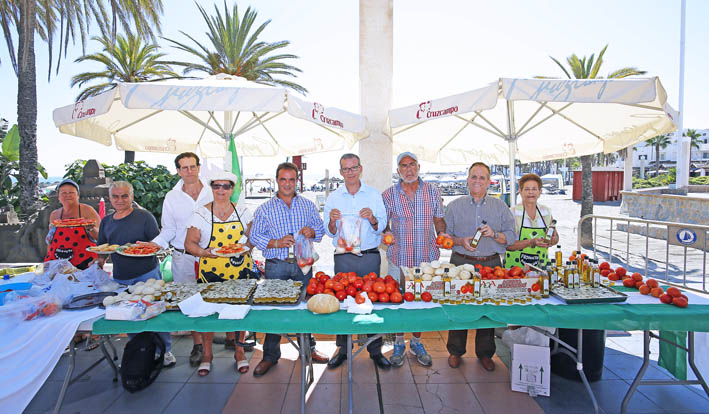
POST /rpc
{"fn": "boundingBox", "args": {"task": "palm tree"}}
[164,1,307,94]
[71,33,179,163]
[684,129,702,152]
[71,34,179,102]
[0,0,164,213]
[548,45,646,246]
[645,134,672,175]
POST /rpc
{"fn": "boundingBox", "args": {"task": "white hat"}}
[209,171,238,185]
[396,151,418,165]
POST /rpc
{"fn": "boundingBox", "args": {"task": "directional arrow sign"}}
[519,363,523,380]
[539,367,544,384]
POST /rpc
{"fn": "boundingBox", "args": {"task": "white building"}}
[629,128,709,169]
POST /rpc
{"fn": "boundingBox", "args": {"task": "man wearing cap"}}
[324,153,391,370]
[444,161,515,371]
[382,152,448,367]
[147,152,212,366]
[249,162,330,376]
[45,179,101,269]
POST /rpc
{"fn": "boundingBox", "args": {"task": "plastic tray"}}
[550,284,628,304]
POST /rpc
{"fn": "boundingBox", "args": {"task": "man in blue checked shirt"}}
[323,154,392,371]
[249,162,330,376]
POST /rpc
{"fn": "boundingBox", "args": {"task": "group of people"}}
[45,149,558,377]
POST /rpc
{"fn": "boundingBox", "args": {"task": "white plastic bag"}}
[502,326,556,358]
[335,215,362,255]
[105,300,166,321]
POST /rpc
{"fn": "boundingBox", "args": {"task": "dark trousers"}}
[262,259,317,362]
[334,250,382,357]
[446,252,501,358]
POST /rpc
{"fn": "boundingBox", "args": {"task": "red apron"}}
[44,206,97,269]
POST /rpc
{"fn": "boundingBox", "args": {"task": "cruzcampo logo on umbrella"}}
[228,135,242,203]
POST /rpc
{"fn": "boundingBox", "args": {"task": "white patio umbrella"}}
[388,77,677,205]
[53,74,368,159]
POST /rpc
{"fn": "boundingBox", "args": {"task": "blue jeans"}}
[124,266,171,352]
[261,259,315,362]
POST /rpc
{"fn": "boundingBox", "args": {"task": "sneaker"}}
[389,342,406,367]
[409,341,432,367]
[163,351,177,368]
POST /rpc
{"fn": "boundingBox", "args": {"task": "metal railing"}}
[577,214,709,293]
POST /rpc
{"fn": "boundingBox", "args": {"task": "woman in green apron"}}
[185,171,254,377]
[505,174,559,268]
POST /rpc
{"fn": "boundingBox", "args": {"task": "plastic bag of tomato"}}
[307,271,404,304]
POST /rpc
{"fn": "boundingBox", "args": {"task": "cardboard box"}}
[510,344,550,397]
[404,277,541,297]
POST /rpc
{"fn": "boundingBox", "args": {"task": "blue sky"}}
[0,0,706,179]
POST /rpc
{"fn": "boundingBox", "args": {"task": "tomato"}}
[615,267,627,277]
[337,238,347,247]
[373,282,386,293]
[316,286,324,294]
[315,271,325,278]
[599,261,611,271]
[404,292,415,302]
[638,285,650,295]
[333,282,344,291]
[509,266,523,277]
[672,297,688,308]
[460,284,469,294]
[377,292,389,302]
[680,294,689,302]
[340,278,349,287]
[436,234,446,246]
[531,282,540,292]
[305,257,315,265]
[346,286,357,297]
[319,274,330,284]
[368,292,379,302]
[646,279,659,289]
[362,283,373,293]
[384,275,394,282]
[347,274,358,284]
[306,284,317,295]
[442,238,454,249]
[336,290,347,301]
[324,280,335,290]
[607,272,619,281]
[324,288,335,296]
[353,279,364,289]
[385,283,396,294]
[634,281,644,289]
[494,269,505,278]
[297,259,307,268]
[650,287,663,298]
[390,291,403,303]
[622,278,636,288]
[355,294,366,304]
[666,287,682,298]
[474,264,482,271]
[631,273,643,282]
[600,269,610,277]
[421,292,432,302]
[382,233,394,245]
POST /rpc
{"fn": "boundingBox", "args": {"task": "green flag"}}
[228,135,242,203]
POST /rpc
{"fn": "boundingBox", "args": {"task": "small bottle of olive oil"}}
[443,268,452,296]
[414,268,423,301]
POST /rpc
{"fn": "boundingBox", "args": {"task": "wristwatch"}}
[493,231,499,240]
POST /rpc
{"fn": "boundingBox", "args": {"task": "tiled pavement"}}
[25,330,709,414]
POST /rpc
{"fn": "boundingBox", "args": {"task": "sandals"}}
[189,344,204,367]
[235,349,249,373]
[198,360,212,376]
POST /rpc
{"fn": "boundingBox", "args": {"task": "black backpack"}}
[120,332,165,393]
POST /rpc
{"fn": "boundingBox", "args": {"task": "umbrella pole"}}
[506,101,517,207]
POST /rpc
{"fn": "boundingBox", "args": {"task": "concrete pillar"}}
[623,147,633,191]
[676,0,689,188]
[358,0,393,192]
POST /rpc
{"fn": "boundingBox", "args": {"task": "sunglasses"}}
[211,183,234,190]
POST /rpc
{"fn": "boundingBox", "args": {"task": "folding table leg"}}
[53,343,77,414]
[347,335,354,414]
[576,330,599,414]
[621,330,652,413]
[99,336,119,382]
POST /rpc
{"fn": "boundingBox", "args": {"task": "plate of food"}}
[211,243,249,257]
[116,243,162,257]
[52,218,96,228]
[86,243,121,254]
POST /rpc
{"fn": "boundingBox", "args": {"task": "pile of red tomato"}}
[598,261,689,308]
[478,265,527,280]
[307,271,404,303]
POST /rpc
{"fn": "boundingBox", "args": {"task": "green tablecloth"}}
[92,303,709,335]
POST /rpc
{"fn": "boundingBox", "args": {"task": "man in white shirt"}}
[150,152,212,366]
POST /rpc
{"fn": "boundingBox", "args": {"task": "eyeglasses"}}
[179,165,199,172]
[110,193,130,200]
[340,165,361,174]
[211,183,234,190]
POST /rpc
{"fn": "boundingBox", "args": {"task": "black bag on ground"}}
[120,332,165,392]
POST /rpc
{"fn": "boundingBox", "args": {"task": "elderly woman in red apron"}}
[184,171,255,377]
[45,179,101,269]
[505,173,559,268]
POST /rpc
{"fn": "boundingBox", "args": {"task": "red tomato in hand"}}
[421,292,432,302]
[404,292,415,302]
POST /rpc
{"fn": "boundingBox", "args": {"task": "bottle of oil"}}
[549,259,558,285]
[573,263,580,288]
[544,219,557,243]
[540,270,550,298]
[591,259,601,288]
[443,268,452,296]
[470,220,487,248]
[414,268,423,301]
[582,258,591,285]
[563,261,571,288]
[555,245,563,270]
[473,272,481,298]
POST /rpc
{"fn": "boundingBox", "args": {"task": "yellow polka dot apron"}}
[198,203,253,282]
[504,206,549,268]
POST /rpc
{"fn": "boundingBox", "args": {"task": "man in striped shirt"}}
[249,162,330,376]
[382,152,449,367]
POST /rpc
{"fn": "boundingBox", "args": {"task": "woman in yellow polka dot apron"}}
[184,172,253,377]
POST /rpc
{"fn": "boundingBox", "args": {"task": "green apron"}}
[504,206,549,268]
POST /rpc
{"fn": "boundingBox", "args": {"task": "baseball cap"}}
[209,171,239,185]
[57,179,80,193]
[396,151,419,165]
